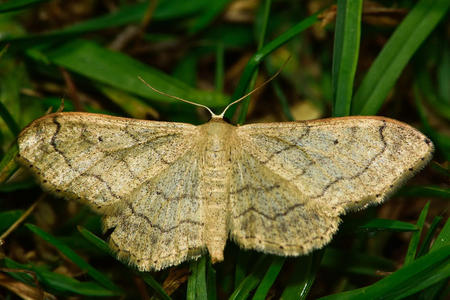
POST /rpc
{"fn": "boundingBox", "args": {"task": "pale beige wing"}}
[18,112,199,210]
[230,116,433,256]
[229,147,341,256]
[18,112,206,270]
[105,147,206,271]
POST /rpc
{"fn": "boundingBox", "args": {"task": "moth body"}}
[198,118,234,262]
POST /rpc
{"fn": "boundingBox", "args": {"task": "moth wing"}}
[106,146,207,271]
[230,117,433,255]
[18,112,206,270]
[18,112,198,209]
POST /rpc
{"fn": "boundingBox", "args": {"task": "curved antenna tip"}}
[138,76,218,118]
[218,56,291,117]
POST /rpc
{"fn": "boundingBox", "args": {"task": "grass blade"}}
[0,100,20,136]
[206,260,217,300]
[430,162,450,177]
[225,12,320,120]
[78,226,171,299]
[26,223,121,293]
[230,255,271,300]
[397,185,450,198]
[172,51,199,86]
[187,256,207,300]
[141,273,172,300]
[351,0,450,115]
[189,0,231,34]
[419,218,449,299]
[414,84,450,161]
[270,76,295,121]
[416,68,450,120]
[252,256,285,299]
[39,39,228,109]
[437,44,450,104]
[79,229,170,299]
[357,218,418,232]
[281,250,324,300]
[321,248,395,277]
[417,216,443,257]
[331,0,362,117]
[97,84,159,119]
[236,0,272,124]
[0,181,35,192]
[0,44,8,59]
[431,218,450,252]
[404,202,430,265]
[2,1,212,47]
[77,226,112,256]
[187,261,198,300]
[0,143,19,184]
[0,0,49,13]
[35,271,117,296]
[319,245,450,300]
[1,3,147,46]
[197,256,208,300]
[4,258,118,296]
[234,251,253,289]
[0,210,24,233]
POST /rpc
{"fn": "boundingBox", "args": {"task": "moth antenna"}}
[217,56,292,118]
[45,107,53,114]
[56,98,65,113]
[139,56,290,119]
[138,76,217,118]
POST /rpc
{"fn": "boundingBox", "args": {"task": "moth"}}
[17,101,433,271]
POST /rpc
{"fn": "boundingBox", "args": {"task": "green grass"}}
[331,0,362,117]
[0,0,448,299]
